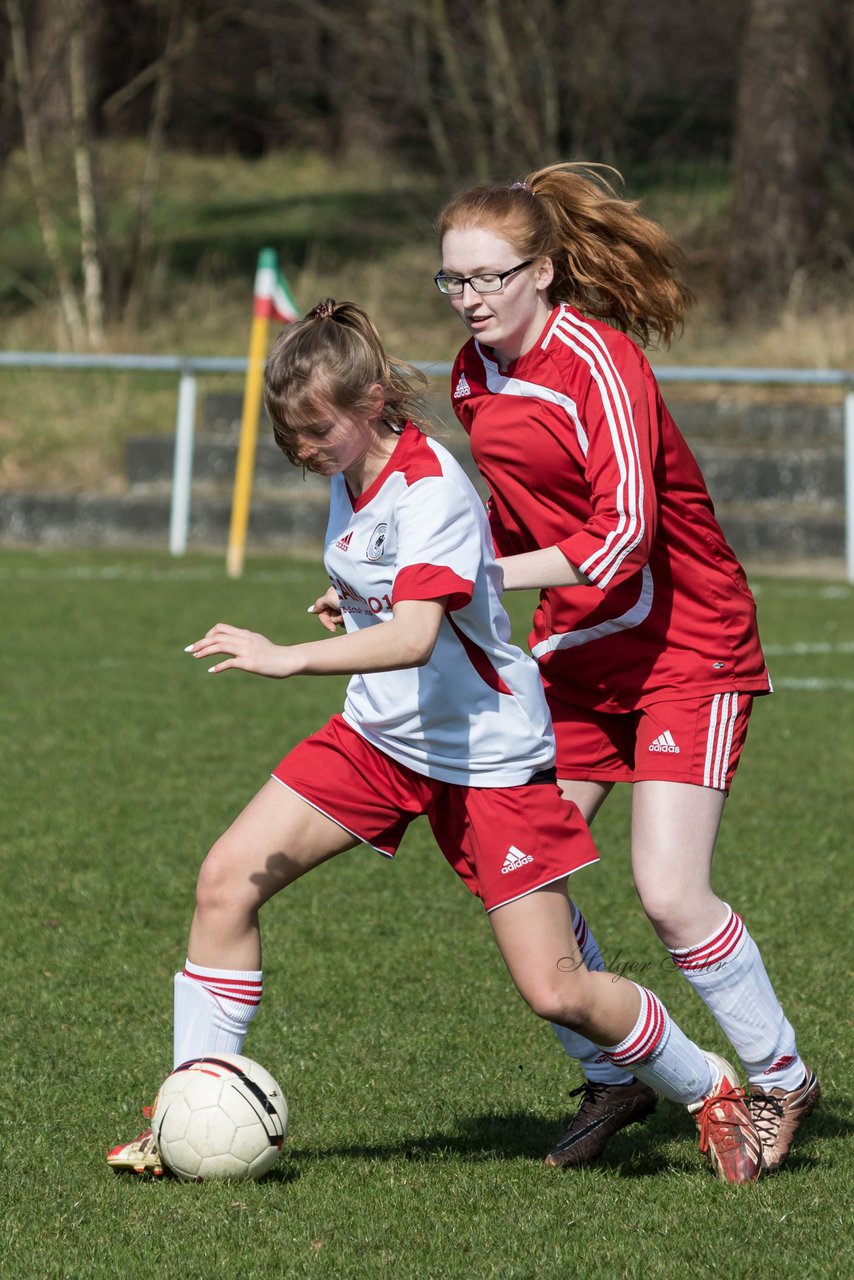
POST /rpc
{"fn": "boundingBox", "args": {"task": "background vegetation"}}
[1,144,851,496]
[1,3,853,496]
[1,0,853,350]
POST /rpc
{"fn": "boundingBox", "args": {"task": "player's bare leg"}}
[488,882,638,1045]
[108,780,358,1176]
[489,883,762,1181]
[175,778,360,1064]
[631,780,814,1171]
[187,777,359,970]
[630,780,727,946]
[543,779,657,1167]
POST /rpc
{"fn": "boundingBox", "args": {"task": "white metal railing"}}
[1,351,852,581]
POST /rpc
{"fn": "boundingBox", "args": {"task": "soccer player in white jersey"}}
[435,165,819,1174]
[108,299,763,1183]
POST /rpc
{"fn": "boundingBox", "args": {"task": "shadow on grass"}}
[264,1097,838,1182]
[265,1107,691,1181]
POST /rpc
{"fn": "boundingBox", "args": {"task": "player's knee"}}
[195,839,243,917]
[520,975,592,1028]
[636,882,696,937]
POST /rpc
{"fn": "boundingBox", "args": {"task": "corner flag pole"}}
[226,248,299,578]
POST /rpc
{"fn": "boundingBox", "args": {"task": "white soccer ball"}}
[151,1053,288,1182]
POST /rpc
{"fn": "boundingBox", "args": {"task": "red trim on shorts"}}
[271,776,396,858]
[272,715,598,913]
[486,869,595,914]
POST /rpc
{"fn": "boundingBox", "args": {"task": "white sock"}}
[552,907,633,1085]
[669,906,804,1091]
[173,960,263,1068]
[598,984,714,1104]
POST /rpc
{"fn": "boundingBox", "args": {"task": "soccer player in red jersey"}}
[435,165,819,1175]
[107,300,762,1183]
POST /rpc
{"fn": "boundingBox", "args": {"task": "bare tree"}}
[6,0,85,346]
[120,0,191,326]
[726,0,834,312]
[426,0,490,178]
[67,0,104,346]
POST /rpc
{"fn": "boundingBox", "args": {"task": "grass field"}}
[1,548,852,1279]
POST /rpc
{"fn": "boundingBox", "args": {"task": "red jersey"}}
[451,304,772,712]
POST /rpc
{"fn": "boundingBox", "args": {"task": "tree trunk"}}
[411,13,456,181]
[726,0,833,312]
[123,0,187,328]
[67,0,104,348]
[429,0,490,179]
[6,0,84,347]
[518,1,560,162]
[482,0,540,167]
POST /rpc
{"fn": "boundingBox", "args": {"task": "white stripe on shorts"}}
[703,693,739,789]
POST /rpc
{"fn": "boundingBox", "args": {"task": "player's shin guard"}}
[599,984,713,1103]
[551,907,634,1085]
[668,906,803,1091]
[173,960,262,1067]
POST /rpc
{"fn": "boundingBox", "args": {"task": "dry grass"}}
[1,144,852,493]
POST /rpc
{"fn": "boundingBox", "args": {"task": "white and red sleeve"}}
[390,476,477,612]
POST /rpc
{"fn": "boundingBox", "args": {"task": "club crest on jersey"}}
[453,372,471,399]
[335,530,354,552]
[365,523,387,562]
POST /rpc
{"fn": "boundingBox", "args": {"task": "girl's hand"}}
[308,585,343,632]
[185,623,299,678]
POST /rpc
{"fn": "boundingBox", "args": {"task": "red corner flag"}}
[253,247,299,323]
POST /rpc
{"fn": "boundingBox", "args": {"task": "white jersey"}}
[323,424,555,786]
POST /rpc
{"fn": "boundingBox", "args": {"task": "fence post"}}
[169,368,197,556]
[846,385,854,585]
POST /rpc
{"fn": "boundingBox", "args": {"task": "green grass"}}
[1,549,852,1279]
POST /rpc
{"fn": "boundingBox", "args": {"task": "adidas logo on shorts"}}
[501,845,534,874]
[649,730,680,753]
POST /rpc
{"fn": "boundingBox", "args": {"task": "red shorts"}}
[272,715,598,912]
[548,693,754,792]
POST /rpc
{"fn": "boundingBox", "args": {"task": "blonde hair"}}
[437,162,693,347]
[264,299,430,464]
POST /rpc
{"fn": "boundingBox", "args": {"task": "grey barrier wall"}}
[0,352,852,581]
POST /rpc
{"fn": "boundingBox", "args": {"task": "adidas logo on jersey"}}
[453,372,471,399]
[501,845,534,875]
[335,531,353,552]
[649,730,680,753]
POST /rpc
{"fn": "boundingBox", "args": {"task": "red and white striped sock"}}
[599,984,714,1104]
[173,959,263,1068]
[669,905,803,1091]
[552,907,633,1085]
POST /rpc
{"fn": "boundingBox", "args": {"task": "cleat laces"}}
[696,1084,750,1155]
[748,1091,784,1145]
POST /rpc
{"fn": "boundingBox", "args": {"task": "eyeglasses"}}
[433,259,536,296]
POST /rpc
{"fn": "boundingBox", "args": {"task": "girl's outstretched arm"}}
[185,597,447,679]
